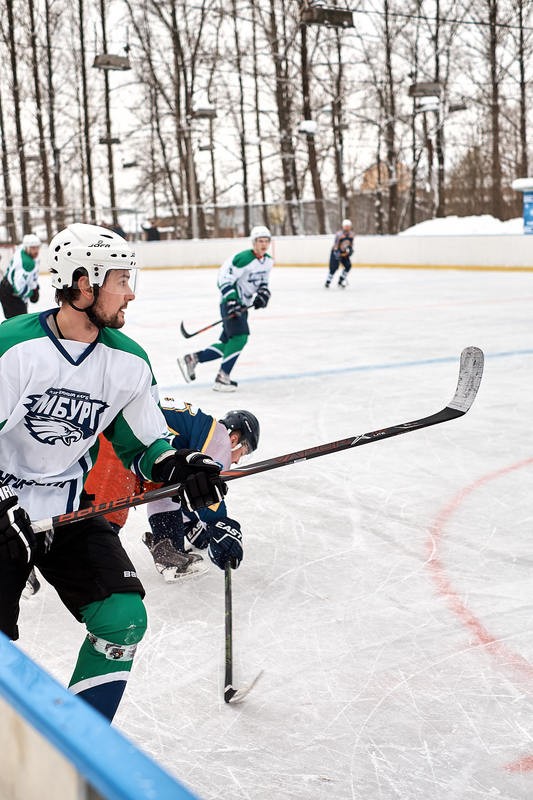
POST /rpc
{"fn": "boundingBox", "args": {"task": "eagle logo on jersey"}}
[25,418,83,446]
[23,388,108,446]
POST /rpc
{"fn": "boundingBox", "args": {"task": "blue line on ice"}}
[162,348,533,393]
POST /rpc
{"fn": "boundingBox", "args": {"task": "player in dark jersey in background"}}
[325,219,354,289]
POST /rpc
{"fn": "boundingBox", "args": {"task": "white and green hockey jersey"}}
[3,246,40,301]
[0,309,173,521]
[217,249,273,306]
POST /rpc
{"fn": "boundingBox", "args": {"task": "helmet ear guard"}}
[48,223,137,290]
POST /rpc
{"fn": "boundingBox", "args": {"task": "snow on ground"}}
[14,255,533,799]
[399,214,523,235]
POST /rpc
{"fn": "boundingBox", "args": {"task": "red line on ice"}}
[426,457,533,773]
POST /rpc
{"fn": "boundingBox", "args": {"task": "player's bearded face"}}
[92,269,136,328]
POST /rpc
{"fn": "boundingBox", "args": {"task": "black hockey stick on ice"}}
[224,564,262,704]
[31,346,483,535]
[180,305,254,339]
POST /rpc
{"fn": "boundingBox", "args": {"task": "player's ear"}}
[77,275,94,298]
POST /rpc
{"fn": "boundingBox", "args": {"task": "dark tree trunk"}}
[7,0,30,232]
[300,23,326,233]
[28,0,52,239]
[78,0,96,221]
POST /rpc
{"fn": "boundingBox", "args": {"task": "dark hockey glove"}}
[0,486,36,564]
[253,284,271,309]
[151,449,227,512]
[207,517,243,570]
[224,298,245,317]
[29,286,40,303]
[185,516,210,549]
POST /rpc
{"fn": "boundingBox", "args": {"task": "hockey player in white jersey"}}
[0,233,41,319]
[178,226,273,391]
[0,222,228,722]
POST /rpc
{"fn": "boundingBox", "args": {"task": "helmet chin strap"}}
[68,286,105,329]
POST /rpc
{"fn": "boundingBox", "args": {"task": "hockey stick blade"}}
[224,670,264,704]
[223,346,484,482]
[31,347,483,534]
[179,319,221,339]
[180,306,255,339]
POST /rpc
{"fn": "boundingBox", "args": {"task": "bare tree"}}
[5,0,30,232]
[28,0,53,239]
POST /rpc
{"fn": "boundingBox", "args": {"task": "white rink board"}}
[0,696,92,800]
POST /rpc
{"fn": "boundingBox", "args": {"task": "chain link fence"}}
[0,192,433,244]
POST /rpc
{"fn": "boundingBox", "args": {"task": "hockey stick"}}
[31,346,483,535]
[224,563,262,703]
[180,305,254,339]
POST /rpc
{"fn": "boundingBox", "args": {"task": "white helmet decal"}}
[48,223,136,289]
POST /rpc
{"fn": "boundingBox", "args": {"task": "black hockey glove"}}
[253,284,271,309]
[208,517,243,570]
[151,450,227,512]
[185,516,210,549]
[0,486,36,564]
[224,298,245,317]
[29,286,40,303]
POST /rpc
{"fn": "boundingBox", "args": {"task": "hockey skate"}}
[22,568,41,598]
[338,274,348,288]
[143,533,208,582]
[213,370,238,392]
[177,352,198,383]
[324,276,332,288]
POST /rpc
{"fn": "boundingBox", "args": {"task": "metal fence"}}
[0,193,434,244]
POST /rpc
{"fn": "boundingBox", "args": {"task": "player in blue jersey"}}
[325,219,354,288]
[85,403,260,583]
[178,226,273,392]
[0,233,42,319]
[0,222,227,722]
[144,404,260,581]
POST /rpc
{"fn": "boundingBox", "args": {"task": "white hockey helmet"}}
[342,218,352,228]
[22,233,41,249]
[250,225,271,243]
[48,223,137,290]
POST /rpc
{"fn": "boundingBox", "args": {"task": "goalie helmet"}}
[48,223,136,289]
[250,225,271,243]
[220,409,260,453]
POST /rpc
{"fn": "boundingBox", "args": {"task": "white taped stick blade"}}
[224,670,263,704]
[447,346,484,413]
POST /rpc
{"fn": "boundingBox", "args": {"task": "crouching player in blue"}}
[144,404,260,581]
[85,403,260,582]
[325,218,354,288]
[0,223,226,722]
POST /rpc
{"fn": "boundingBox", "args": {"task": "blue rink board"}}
[0,632,199,800]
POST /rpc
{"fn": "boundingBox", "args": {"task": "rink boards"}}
[0,633,198,800]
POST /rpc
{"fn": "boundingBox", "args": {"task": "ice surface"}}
[16,262,533,799]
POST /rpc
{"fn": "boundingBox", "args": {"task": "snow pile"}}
[399,215,523,236]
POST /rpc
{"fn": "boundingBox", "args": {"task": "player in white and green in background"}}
[178,225,273,392]
[0,233,42,319]
[0,222,229,722]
